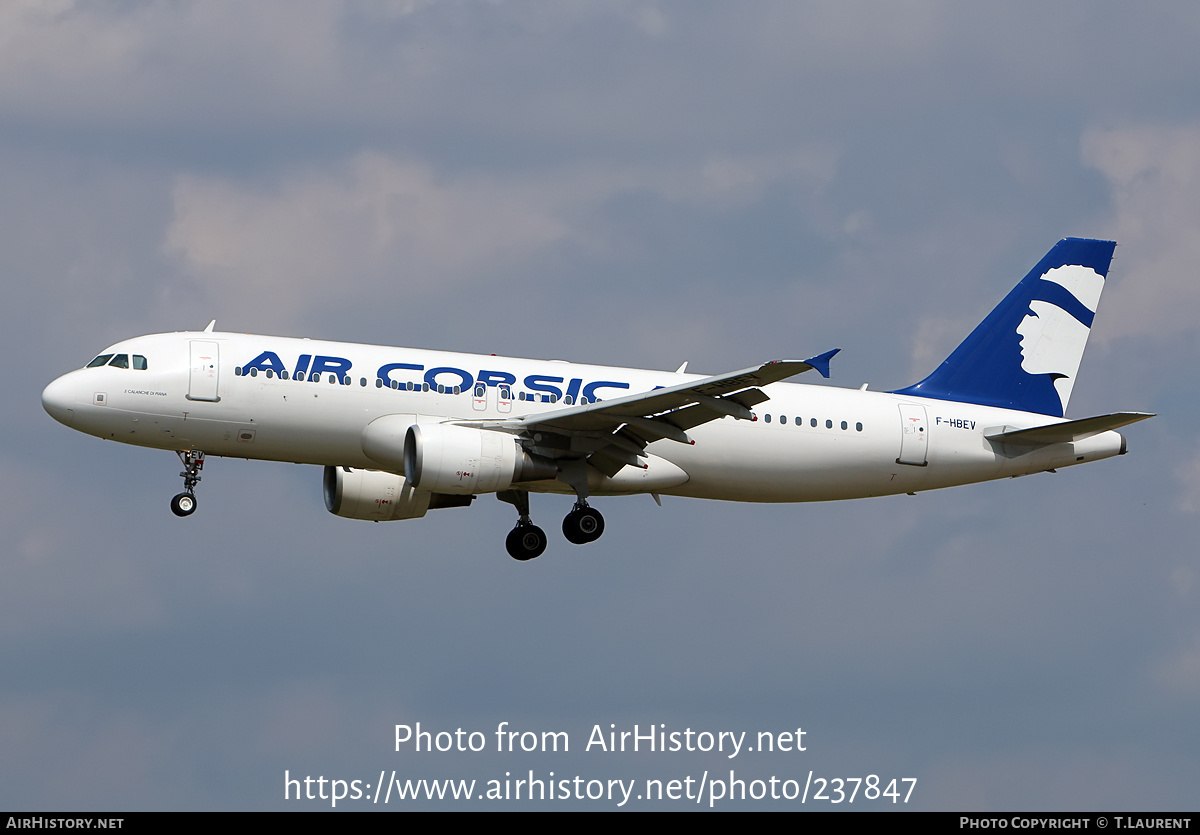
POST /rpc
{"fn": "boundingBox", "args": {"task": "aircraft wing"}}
[454,349,839,476]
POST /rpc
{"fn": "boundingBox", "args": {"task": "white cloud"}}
[906,314,973,382]
[163,147,837,332]
[1083,125,1200,342]
[1154,633,1200,697]
[0,1,344,126]
[1175,445,1200,514]
[0,457,166,637]
[164,152,573,328]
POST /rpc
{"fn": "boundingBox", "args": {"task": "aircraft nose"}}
[42,373,78,427]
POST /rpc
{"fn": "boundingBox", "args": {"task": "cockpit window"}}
[133,355,148,370]
[86,354,114,368]
[108,354,129,369]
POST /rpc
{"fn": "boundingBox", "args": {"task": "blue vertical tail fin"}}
[892,238,1116,417]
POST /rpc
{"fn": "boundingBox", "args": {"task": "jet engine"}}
[403,424,557,495]
[323,466,471,521]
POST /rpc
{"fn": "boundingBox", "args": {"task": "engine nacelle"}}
[403,424,557,495]
[323,466,474,521]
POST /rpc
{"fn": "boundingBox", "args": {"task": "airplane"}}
[42,238,1153,560]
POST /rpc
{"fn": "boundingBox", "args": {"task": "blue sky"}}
[4,1,1199,809]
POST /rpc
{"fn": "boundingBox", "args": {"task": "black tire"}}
[506,524,547,561]
[171,492,197,517]
[562,506,604,544]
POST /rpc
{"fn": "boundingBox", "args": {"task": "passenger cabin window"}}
[87,354,114,368]
[108,354,129,368]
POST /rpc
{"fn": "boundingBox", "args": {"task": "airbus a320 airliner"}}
[43,238,1152,560]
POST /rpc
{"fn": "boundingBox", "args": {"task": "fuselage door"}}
[187,340,221,402]
[897,403,928,466]
[472,383,488,412]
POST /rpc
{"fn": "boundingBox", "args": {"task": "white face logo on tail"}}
[1016,264,1105,413]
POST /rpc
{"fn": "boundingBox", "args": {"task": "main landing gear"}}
[498,489,546,561]
[171,449,204,517]
[498,488,606,561]
[505,524,548,562]
[562,502,604,544]
[555,458,604,548]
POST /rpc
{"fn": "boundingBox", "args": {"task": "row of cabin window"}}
[762,414,864,432]
[233,367,595,403]
[518,391,593,405]
[86,353,149,370]
[233,366,461,392]
[481,385,593,404]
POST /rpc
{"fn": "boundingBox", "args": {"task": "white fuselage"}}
[41,331,1126,502]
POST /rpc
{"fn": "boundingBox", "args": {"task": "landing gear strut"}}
[498,489,546,561]
[556,459,605,546]
[171,449,204,517]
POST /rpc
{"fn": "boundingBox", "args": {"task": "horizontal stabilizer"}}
[984,412,1155,446]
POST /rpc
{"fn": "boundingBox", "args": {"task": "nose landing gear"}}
[171,449,204,517]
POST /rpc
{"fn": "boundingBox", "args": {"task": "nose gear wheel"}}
[171,492,197,517]
[171,449,205,517]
